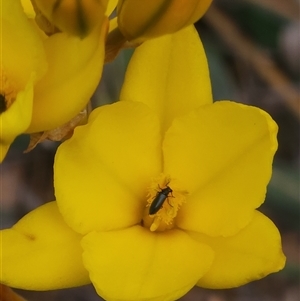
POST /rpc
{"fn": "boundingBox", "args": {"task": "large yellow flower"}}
[0,0,107,162]
[0,26,285,301]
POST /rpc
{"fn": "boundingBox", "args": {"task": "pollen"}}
[142,174,188,232]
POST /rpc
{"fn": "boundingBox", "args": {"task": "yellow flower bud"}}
[33,0,108,37]
[117,0,212,42]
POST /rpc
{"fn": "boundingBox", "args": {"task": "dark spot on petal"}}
[24,233,36,241]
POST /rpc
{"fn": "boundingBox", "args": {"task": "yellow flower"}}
[0,26,285,301]
[0,0,46,161]
[32,0,109,37]
[0,0,107,162]
[117,0,213,43]
[106,0,212,61]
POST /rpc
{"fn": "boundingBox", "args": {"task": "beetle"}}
[149,185,173,215]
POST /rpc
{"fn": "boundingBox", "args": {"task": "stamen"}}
[143,174,188,232]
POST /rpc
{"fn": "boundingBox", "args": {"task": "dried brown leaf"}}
[0,284,27,301]
[24,110,87,153]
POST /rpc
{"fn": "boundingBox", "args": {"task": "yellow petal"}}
[0,202,89,290]
[108,16,118,33]
[120,25,212,134]
[117,0,212,43]
[163,101,278,236]
[106,0,117,16]
[54,101,162,234]
[189,211,286,288]
[21,0,36,18]
[1,77,34,162]
[1,0,47,90]
[81,226,214,301]
[27,18,108,133]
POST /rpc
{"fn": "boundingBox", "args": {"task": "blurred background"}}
[1,0,299,300]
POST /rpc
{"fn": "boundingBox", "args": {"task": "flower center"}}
[0,71,17,114]
[142,174,188,232]
[0,94,7,113]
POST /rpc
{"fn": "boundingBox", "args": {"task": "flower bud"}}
[117,0,212,43]
[33,0,108,37]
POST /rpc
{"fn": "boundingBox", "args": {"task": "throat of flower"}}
[142,174,188,232]
[0,72,17,114]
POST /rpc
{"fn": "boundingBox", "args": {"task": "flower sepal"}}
[32,0,109,37]
[117,0,213,43]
